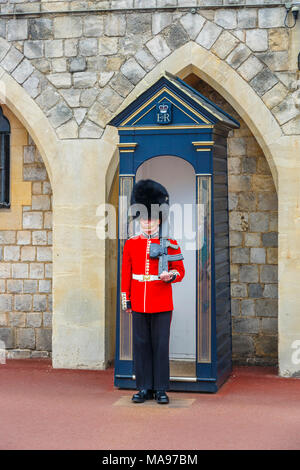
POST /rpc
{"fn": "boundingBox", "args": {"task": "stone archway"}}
[104,43,300,377]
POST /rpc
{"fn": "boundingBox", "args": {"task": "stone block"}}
[0,232,16,244]
[83,15,104,37]
[24,40,44,59]
[1,47,23,73]
[24,280,38,293]
[241,299,255,316]
[32,231,47,246]
[4,246,20,262]
[255,335,277,357]
[0,328,14,348]
[16,328,35,349]
[79,38,98,57]
[233,317,260,334]
[228,175,251,192]
[229,211,249,231]
[261,318,277,334]
[120,57,146,85]
[45,39,63,58]
[249,212,269,232]
[244,232,261,247]
[249,283,263,298]
[214,8,237,29]
[36,328,52,351]
[23,165,47,181]
[97,86,123,113]
[250,68,279,96]
[239,264,258,282]
[263,284,278,299]
[39,280,51,294]
[232,334,254,356]
[37,247,52,262]
[146,35,171,61]
[104,13,126,36]
[56,119,78,139]
[152,12,173,35]
[9,312,26,328]
[36,87,60,112]
[98,37,118,55]
[268,28,289,51]
[12,263,28,279]
[52,58,67,73]
[226,43,251,69]
[45,264,52,279]
[7,280,23,294]
[79,120,103,139]
[256,51,289,72]
[73,72,97,88]
[211,30,239,60]
[246,29,268,52]
[23,212,43,229]
[47,72,71,88]
[27,313,42,328]
[29,18,53,40]
[260,265,278,283]
[126,12,151,35]
[262,232,278,247]
[33,294,47,312]
[250,248,266,264]
[261,82,288,109]
[0,294,12,312]
[110,72,134,97]
[48,102,73,128]
[31,195,51,211]
[237,54,264,82]
[272,95,299,125]
[54,16,83,38]
[15,294,32,312]
[229,231,243,247]
[196,21,222,50]
[258,7,285,28]
[7,19,28,41]
[266,247,278,264]
[21,246,36,262]
[0,263,11,279]
[164,23,189,50]
[180,13,206,40]
[29,263,44,279]
[64,39,78,57]
[231,283,247,297]
[69,56,86,73]
[237,8,257,28]
[12,59,34,85]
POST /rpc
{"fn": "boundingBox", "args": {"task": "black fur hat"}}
[130,179,169,220]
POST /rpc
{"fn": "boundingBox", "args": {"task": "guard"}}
[121,179,185,404]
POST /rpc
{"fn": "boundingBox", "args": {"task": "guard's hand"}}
[159,270,173,282]
[126,308,132,314]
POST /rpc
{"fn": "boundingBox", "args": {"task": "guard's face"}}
[140,217,160,234]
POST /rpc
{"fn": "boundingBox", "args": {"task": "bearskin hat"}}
[130,179,169,221]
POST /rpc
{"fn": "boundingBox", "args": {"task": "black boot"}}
[132,389,154,403]
[154,390,169,404]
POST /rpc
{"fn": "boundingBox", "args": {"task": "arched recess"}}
[104,41,284,366]
[105,41,282,195]
[0,67,59,186]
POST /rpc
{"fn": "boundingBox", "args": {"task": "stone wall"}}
[0,106,52,359]
[0,1,297,367]
[0,3,296,140]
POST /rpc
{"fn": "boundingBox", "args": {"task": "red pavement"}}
[0,359,300,450]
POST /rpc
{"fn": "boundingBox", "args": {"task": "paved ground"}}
[0,359,300,450]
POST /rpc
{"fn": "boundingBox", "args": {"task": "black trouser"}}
[132,310,172,391]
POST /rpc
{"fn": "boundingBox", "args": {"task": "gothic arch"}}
[0,67,59,185]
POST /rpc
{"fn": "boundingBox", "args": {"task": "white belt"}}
[132,274,160,281]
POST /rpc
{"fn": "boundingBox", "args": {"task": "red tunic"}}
[121,232,185,313]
